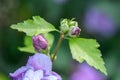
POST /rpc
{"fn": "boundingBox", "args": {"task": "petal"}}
[26,53,52,75]
[70,62,106,80]
[43,71,62,80]
[23,69,34,80]
[23,69,43,80]
[51,71,62,80]
[43,75,58,80]
[9,66,28,79]
[33,70,43,80]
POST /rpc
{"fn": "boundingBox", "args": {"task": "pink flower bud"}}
[71,26,81,36]
[69,26,81,37]
[32,34,48,51]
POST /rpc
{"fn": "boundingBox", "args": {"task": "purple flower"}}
[70,62,106,80]
[9,53,62,80]
[84,8,116,38]
[32,34,48,51]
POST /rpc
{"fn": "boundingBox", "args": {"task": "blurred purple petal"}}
[70,62,106,80]
[9,66,28,80]
[26,53,52,75]
[51,71,62,80]
[42,71,62,80]
[23,69,43,80]
[84,7,116,38]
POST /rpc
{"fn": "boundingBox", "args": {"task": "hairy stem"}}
[52,32,64,62]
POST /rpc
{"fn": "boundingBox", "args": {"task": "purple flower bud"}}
[32,34,48,51]
[71,26,81,36]
[68,26,81,37]
[9,53,62,80]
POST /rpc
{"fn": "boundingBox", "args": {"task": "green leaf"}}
[19,36,35,53]
[11,16,57,36]
[0,72,9,80]
[69,38,107,75]
[19,33,54,54]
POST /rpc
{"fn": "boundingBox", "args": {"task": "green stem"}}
[52,32,64,62]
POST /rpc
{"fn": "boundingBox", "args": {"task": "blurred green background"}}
[0,0,120,80]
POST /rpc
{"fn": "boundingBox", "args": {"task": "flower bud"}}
[60,19,69,33]
[70,26,81,37]
[32,34,48,51]
[60,18,81,37]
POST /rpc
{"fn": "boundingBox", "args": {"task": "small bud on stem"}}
[69,26,81,37]
[32,34,48,52]
[60,18,81,38]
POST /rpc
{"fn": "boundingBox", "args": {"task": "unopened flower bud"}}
[60,18,81,37]
[60,19,69,33]
[70,26,81,37]
[32,34,48,51]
